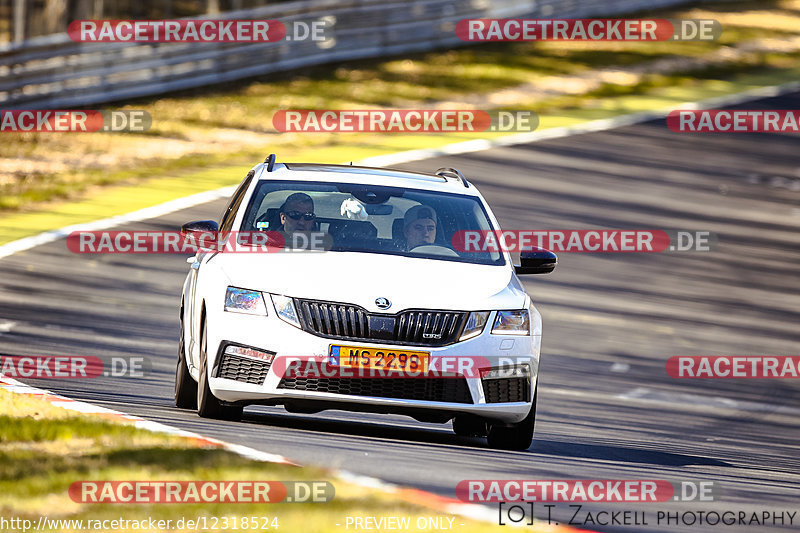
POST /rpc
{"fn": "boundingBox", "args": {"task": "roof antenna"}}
[264,153,276,172]
[349,161,353,166]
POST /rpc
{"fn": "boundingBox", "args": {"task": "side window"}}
[219,170,254,232]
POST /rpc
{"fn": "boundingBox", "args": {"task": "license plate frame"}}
[329,345,430,373]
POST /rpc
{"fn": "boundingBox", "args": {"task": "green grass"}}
[1,0,799,244]
[2,64,800,246]
[0,389,505,533]
[0,415,143,443]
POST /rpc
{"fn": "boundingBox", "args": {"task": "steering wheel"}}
[408,245,460,257]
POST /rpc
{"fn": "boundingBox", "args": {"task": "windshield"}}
[238,180,504,266]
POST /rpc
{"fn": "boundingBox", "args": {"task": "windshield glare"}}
[239,180,504,265]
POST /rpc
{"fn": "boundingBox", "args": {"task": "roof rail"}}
[435,167,469,188]
[264,153,277,172]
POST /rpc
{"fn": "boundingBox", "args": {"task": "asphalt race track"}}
[2,92,799,532]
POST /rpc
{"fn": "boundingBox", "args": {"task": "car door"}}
[187,170,254,369]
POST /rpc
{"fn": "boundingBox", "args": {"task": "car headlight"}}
[271,294,301,328]
[491,309,530,335]
[459,311,490,341]
[224,287,268,315]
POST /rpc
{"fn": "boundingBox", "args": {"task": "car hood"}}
[213,251,527,313]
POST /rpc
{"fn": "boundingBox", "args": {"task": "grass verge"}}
[2,64,799,247]
[0,387,505,533]
[1,0,799,244]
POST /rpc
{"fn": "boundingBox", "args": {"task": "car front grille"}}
[294,299,467,346]
[216,353,271,385]
[482,377,530,403]
[277,376,473,404]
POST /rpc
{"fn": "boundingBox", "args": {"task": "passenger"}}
[403,204,437,250]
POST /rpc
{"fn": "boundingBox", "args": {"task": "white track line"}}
[0,186,236,260]
[357,80,800,167]
[0,373,504,526]
[1,80,798,530]
[1,79,799,262]
[0,374,294,464]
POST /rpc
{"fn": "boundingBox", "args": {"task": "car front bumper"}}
[206,308,541,424]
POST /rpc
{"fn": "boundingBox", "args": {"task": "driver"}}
[403,204,437,250]
[279,192,316,232]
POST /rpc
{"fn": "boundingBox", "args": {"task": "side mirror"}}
[514,248,557,275]
[180,220,219,251]
[181,220,219,235]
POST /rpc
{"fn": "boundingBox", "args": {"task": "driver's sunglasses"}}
[285,210,316,221]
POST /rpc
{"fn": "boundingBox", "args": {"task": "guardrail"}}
[0,0,703,109]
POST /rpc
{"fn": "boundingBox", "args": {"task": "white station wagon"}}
[175,155,556,450]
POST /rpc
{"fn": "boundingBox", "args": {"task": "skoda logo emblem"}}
[375,297,391,310]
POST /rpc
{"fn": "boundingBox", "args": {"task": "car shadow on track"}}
[241,408,473,446]
[531,439,731,467]
[239,408,731,467]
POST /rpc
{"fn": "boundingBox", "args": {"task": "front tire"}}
[175,307,198,409]
[487,385,537,450]
[197,315,242,421]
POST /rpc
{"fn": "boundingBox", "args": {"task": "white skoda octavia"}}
[175,155,556,450]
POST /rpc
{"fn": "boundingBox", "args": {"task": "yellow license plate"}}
[329,345,429,373]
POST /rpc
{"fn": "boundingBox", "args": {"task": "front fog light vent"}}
[480,364,531,380]
[224,344,274,363]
